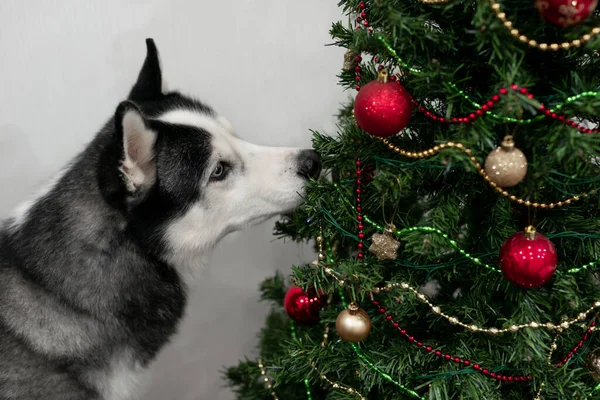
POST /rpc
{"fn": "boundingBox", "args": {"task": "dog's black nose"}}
[297,149,321,180]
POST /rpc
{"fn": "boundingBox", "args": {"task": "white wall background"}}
[0,1,346,399]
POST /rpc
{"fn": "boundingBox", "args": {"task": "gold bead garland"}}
[375,136,595,209]
[317,233,325,262]
[324,266,346,286]
[321,293,333,347]
[488,0,600,51]
[373,281,600,334]
[259,357,365,400]
[416,0,600,51]
[312,230,326,267]
[306,236,366,398]
[534,382,546,400]
[547,334,560,365]
[317,370,367,400]
[316,226,346,286]
[321,324,331,347]
[258,359,279,400]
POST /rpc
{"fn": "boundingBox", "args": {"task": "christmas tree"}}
[224,0,600,398]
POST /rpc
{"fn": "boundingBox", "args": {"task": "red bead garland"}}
[356,158,365,260]
[555,317,598,367]
[413,84,598,134]
[355,56,362,91]
[371,298,533,383]
[354,2,373,34]
[353,1,374,92]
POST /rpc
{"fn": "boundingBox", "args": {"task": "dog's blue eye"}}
[210,162,229,182]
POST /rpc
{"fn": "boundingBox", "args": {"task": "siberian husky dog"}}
[0,39,320,400]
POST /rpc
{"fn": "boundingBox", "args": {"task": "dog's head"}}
[108,39,320,274]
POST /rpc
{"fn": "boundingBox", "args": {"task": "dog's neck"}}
[166,251,212,287]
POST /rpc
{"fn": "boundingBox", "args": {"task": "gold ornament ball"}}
[484,136,527,187]
[336,302,371,342]
[587,348,600,381]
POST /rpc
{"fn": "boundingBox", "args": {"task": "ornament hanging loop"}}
[384,223,396,236]
[377,69,389,83]
[524,225,537,240]
[501,135,516,150]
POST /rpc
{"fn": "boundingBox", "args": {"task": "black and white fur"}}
[0,39,320,400]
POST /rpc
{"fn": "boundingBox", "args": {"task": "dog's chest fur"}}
[87,351,146,400]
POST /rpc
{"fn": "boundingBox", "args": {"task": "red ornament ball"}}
[534,0,598,27]
[499,226,557,289]
[284,286,325,324]
[353,69,413,137]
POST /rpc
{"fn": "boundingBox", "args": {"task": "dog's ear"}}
[115,101,157,192]
[128,38,166,102]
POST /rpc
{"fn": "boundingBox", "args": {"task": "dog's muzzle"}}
[297,150,322,180]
